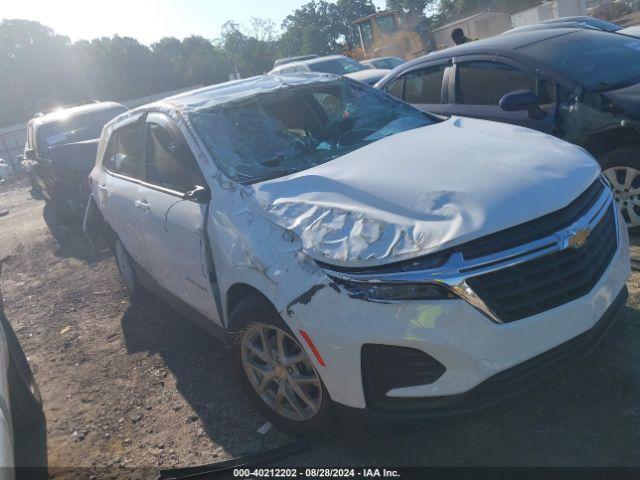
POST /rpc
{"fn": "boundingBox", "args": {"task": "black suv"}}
[377,28,640,229]
[23,101,127,224]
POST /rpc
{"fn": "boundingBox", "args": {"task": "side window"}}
[456,61,537,106]
[403,65,446,104]
[360,21,374,49]
[538,78,556,105]
[144,122,199,193]
[385,77,404,99]
[104,123,144,180]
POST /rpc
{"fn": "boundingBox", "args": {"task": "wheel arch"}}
[225,282,278,328]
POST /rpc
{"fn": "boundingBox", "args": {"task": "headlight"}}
[336,280,457,301]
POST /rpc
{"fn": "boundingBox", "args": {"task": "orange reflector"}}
[299,330,326,367]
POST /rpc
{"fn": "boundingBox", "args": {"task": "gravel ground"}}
[0,180,639,479]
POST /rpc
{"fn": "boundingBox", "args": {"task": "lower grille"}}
[363,286,627,415]
[467,204,618,323]
[362,344,446,408]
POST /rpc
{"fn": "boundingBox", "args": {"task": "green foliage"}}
[0,0,544,128]
[0,18,237,127]
[279,0,376,56]
[220,19,277,77]
[386,0,432,16]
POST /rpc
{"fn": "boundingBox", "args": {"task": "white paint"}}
[287,219,629,407]
[250,116,599,268]
[88,75,630,417]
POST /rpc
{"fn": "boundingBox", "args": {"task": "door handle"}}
[97,184,108,192]
[134,200,151,212]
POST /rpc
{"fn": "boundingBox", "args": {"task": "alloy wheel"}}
[603,166,640,228]
[241,323,322,422]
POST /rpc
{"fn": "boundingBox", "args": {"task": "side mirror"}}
[24,149,36,161]
[499,90,546,120]
[183,185,210,204]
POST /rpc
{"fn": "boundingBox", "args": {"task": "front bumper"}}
[333,285,627,427]
[284,208,631,413]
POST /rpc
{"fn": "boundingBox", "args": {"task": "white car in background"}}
[85,73,630,436]
[269,54,389,85]
[361,56,405,70]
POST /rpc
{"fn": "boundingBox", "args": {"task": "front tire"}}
[230,294,335,437]
[600,146,640,231]
[114,239,146,301]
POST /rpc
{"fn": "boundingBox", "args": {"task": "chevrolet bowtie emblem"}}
[568,229,591,250]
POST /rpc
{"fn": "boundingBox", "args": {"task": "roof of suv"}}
[158,73,339,111]
[30,101,126,127]
[378,28,601,85]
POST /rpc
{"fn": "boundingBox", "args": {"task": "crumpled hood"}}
[248,116,600,268]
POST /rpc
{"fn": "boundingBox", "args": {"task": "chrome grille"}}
[466,205,618,323]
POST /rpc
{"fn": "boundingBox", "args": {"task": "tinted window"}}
[377,16,397,34]
[36,106,127,153]
[404,65,446,104]
[104,123,144,180]
[456,62,536,106]
[360,22,374,49]
[518,31,640,90]
[144,123,199,192]
[385,77,404,98]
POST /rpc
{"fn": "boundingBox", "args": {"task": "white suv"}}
[85,73,630,436]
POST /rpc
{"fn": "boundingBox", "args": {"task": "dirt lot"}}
[0,180,639,478]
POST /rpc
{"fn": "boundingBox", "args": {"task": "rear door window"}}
[103,123,144,180]
[385,77,404,99]
[403,65,446,104]
[455,61,537,106]
[144,122,200,193]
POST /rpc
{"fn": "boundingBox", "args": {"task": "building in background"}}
[512,0,588,27]
[432,11,512,48]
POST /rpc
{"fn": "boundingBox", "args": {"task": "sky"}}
[2,0,388,45]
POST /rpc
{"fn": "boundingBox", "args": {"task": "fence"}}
[0,85,201,172]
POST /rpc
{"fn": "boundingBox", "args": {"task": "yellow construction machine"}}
[348,10,432,61]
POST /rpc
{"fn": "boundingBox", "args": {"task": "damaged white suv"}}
[85,73,630,435]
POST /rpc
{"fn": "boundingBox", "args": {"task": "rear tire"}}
[229,293,335,437]
[114,239,146,301]
[50,198,75,226]
[600,146,640,232]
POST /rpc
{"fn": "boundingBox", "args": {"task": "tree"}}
[180,36,234,86]
[0,20,235,127]
[279,0,378,57]
[386,0,432,16]
[221,19,277,76]
[336,0,377,49]
[0,20,74,125]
